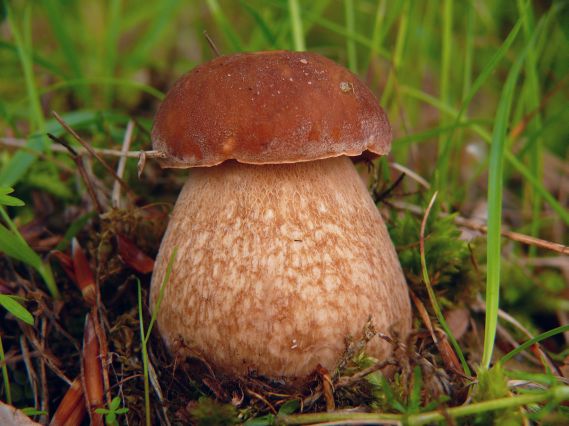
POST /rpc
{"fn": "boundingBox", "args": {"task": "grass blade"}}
[436,18,523,193]
[0,336,12,404]
[517,0,544,257]
[288,0,305,51]
[1,1,50,187]
[344,0,357,72]
[436,0,453,192]
[43,0,90,102]
[206,0,243,52]
[138,247,177,426]
[399,85,569,226]
[419,192,471,376]
[481,33,531,371]
[0,294,34,325]
[125,0,182,69]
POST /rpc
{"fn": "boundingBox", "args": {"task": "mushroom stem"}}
[151,156,411,378]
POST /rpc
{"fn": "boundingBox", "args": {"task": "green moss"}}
[473,365,521,425]
[387,201,481,308]
[188,397,239,426]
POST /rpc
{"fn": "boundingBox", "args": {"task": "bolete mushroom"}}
[149,51,411,380]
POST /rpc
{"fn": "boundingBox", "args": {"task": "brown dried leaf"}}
[81,314,104,426]
[436,331,463,375]
[50,251,76,283]
[316,364,335,412]
[49,378,86,426]
[445,308,470,341]
[71,239,96,306]
[116,234,155,274]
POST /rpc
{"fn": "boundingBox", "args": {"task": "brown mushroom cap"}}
[152,50,392,168]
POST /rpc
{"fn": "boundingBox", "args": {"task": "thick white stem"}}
[151,156,411,378]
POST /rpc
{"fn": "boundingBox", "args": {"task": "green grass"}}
[138,248,177,426]
[1,0,568,423]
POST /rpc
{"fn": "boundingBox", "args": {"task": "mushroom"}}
[149,51,411,380]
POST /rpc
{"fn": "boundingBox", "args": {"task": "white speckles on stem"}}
[263,209,275,222]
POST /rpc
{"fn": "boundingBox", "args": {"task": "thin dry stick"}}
[52,111,131,193]
[21,324,72,386]
[388,200,569,255]
[112,121,135,208]
[3,135,165,179]
[419,192,466,376]
[316,365,335,412]
[203,30,221,57]
[1,137,140,158]
[335,359,397,389]
[454,215,569,256]
[48,133,104,213]
[390,162,430,189]
[39,318,49,424]
[19,335,39,413]
[246,388,277,415]
[0,137,75,172]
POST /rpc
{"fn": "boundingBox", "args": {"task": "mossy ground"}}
[1,1,568,424]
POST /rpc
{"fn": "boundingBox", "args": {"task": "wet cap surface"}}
[152,50,392,168]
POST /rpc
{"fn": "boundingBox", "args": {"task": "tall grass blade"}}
[481,31,533,371]
[0,295,34,325]
[517,0,544,257]
[400,85,569,225]
[206,0,243,52]
[240,1,277,47]
[0,336,11,404]
[138,248,177,426]
[420,192,471,376]
[435,18,523,192]
[1,1,50,187]
[436,0,453,193]
[43,0,90,102]
[125,0,181,69]
[103,0,122,103]
[344,0,357,72]
[499,324,569,365]
[288,0,305,51]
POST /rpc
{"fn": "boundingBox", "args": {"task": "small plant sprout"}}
[95,396,129,426]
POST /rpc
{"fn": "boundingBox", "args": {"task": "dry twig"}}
[388,200,569,255]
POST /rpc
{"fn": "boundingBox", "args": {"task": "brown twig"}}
[112,120,135,208]
[335,358,397,389]
[39,318,50,423]
[20,335,40,414]
[316,365,335,412]
[2,136,141,158]
[388,199,569,255]
[52,111,132,194]
[374,172,406,202]
[92,309,111,407]
[203,30,221,57]
[48,133,104,213]
[20,324,72,386]
[246,388,277,415]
